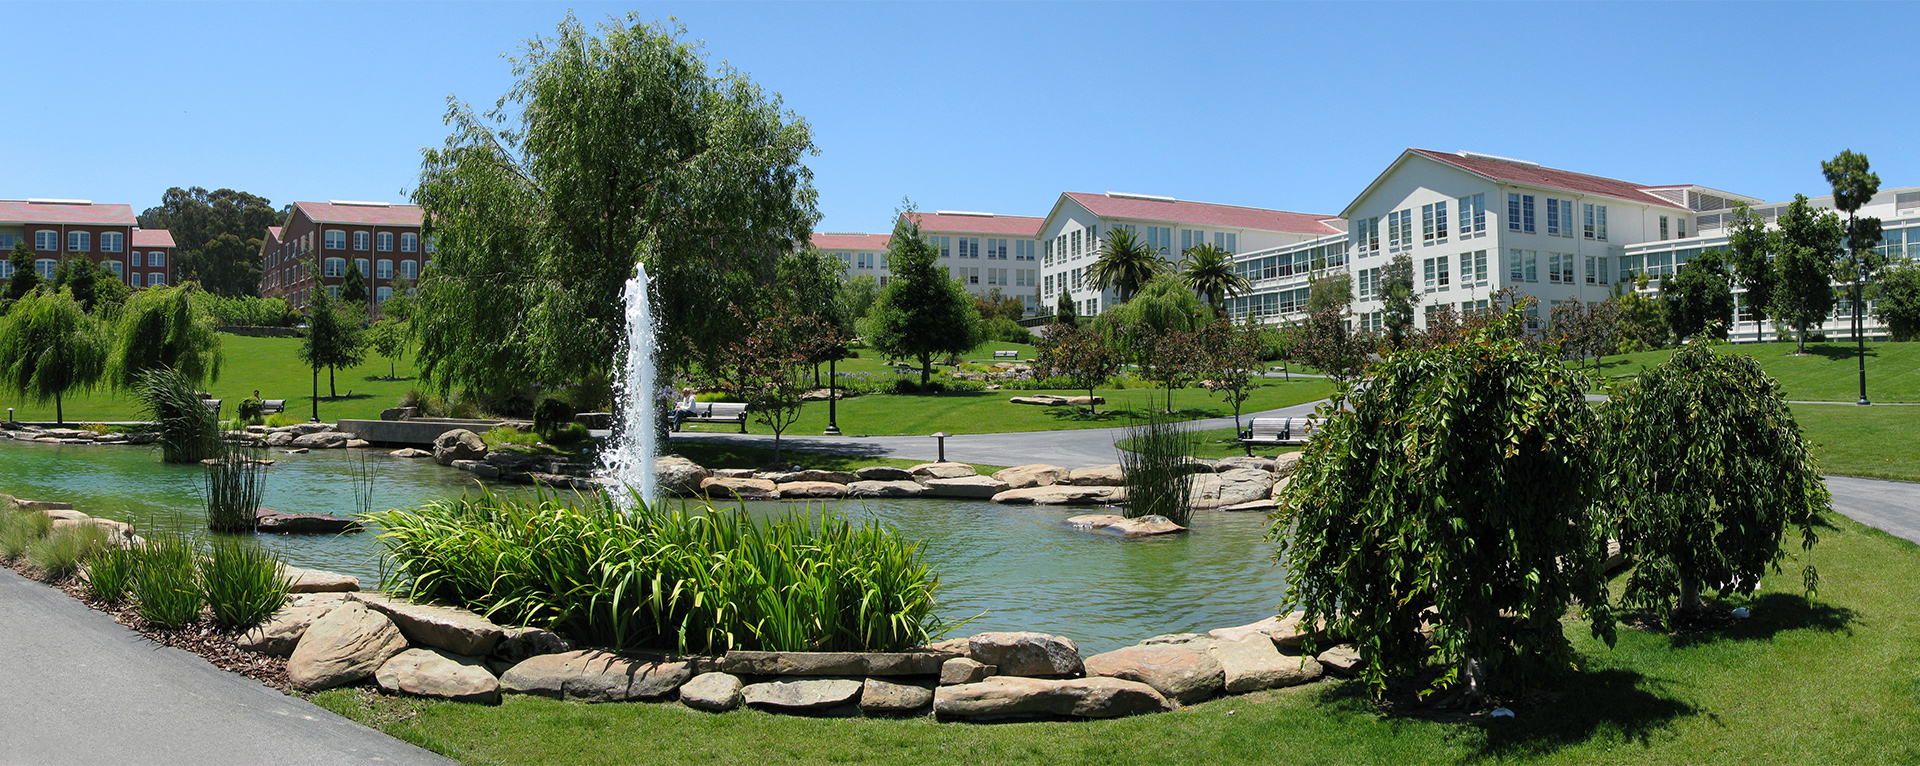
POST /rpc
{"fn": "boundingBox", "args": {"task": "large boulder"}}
[291,431,350,449]
[991,464,1070,489]
[775,481,849,499]
[238,596,348,656]
[255,510,361,534]
[499,650,693,702]
[1207,635,1322,694]
[280,565,360,593]
[920,475,1010,499]
[908,462,977,480]
[1316,645,1363,678]
[941,657,995,685]
[720,650,952,677]
[492,626,571,665]
[432,429,488,466]
[854,466,914,481]
[933,676,1171,719]
[264,431,296,448]
[847,480,924,498]
[1066,514,1186,537]
[861,678,934,715]
[1270,475,1293,499]
[286,601,410,691]
[1213,456,1276,473]
[968,632,1082,677]
[1067,465,1124,486]
[679,672,744,712]
[350,592,508,656]
[992,485,1119,505]
[389,447,433,459]
[1271,451,1303,478]
[1083,641,1224,704]
[376,648,501,704]
[767,469,857,485]
[740,679,864,714]
[655,456,710,496]
[1063,396,1105,407]
[1008,395,1069,406]
[699,477,779,500]
[1187,468,1275,509]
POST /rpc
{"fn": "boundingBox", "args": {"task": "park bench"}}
[682,402,750,433]
[201,399,222,415]
[992,350,1019,359]
[259,399,287,416]
[1238,417,1322,455]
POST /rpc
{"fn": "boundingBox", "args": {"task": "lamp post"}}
[930,432,951,463]
[824,356,841,435]
[1857,260,1871,406]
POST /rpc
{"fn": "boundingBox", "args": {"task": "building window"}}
[0,261,11,280]
[1181,229,1205,253]
[327,285,340,300]
[1508,249,1538,282]
[35,230,58,251]
[987,268,1006,286]
[1659,216,1669,241]
[1145,226,1172,255]
[423,236,437,253]
[100,232,123,252]
[1457,194,1486,237]
[1422,202,1448,244]
[930,236,951,258]
[1506,193,1535,233]
[68,231,90,252]
[377,232,393,251]
[1017,240,1035,261]
[1585,255,1609,284]
[1422,256,1450,292]
[401,233,418,252]
[325,230,346,249]
[354,258,370,278]
[377,286,393,304]
[957,237,980,259]
[324,257,347,278]
[149,251,166,267]
[1465,250,1488,286]
[1357,267,1380,298]
[1548,252,1579,284]
[106,260,123,280]
[1387,210,1414,250]
[394,259,415,281]
[35,259,57,278]
[351,232,368,251]
[1352,216,1380,254]
[1070,230,1083,258]
[986,238,1007,259]
[1214,232,1237,253]
[148,273,166,287]
[1583,204,1608,240]
[376,259,393,279]
[1678,218,1687,238]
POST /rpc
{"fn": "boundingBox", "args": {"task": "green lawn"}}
[3,332,419,425]
[1799,404,1920,483]
[1118,426,1305,460]
[664,441,1008,475]
[1581,341,1920,403]
[310,514,1920,764]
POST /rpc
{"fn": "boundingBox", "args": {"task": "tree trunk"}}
[390,357,396,380]
[1797,323,1808,354]
[1087,386,1097,415]
[772,431,783,466]
[919,353,931,388]
[328,366,337,398]
[1677,572,1704,616]
[311,366,319,421]
[55,392,62,426]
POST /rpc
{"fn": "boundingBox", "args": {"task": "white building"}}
[811,211,1044,314]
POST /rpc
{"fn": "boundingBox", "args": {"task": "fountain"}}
[599,264,659,507]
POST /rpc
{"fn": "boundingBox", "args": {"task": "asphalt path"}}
[0,567,452,766]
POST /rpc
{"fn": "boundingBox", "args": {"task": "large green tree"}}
[1771,194,1844,353]
[299,285,366,415]
[412,13,818,400]
[52,258,129,315]
[0,290,109,424]
[1378,252,1421,349]
[1663,249,1735,341]
[1724,203,1776,341]
[109,283,224,389]
[862,210,982,387]
[339,259,371,305]
[1103,274,1206,413]
[1088,227,1167,303]
[1178,242,1249,313]
[1872,259,1920,341]
[138,187,280,297]
[1823,150,1883,403]
[6,242,40,302]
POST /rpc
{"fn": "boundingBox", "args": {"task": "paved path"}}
[0,567,452,766]
[1825,475,1920,546]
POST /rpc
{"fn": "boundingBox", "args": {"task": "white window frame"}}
[353,231,370,251]
[149,251,166,267]
[400,260,418,280]
[324,257,347,278]
[400,232,418,252]
[100,231,123,252]
[68,231,90,252]
[377,232,393,252]
[325,230,347,250]
[147,272,166,287]
[35,230,58,251]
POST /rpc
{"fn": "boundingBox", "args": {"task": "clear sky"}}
[6,2,1913,233]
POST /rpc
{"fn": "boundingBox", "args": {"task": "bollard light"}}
[6,408,11,422]
[930,431,951,463]
[824,356,842,435]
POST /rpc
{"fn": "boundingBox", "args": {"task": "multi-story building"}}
[0,199,174,287]
[811,211,1045,314]
[259,200,427,310]
[811,231,893,285]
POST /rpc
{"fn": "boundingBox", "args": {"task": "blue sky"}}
[6,2,1911,232]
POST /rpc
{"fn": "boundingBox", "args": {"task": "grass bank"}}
[1580,341,1920,403]
[664,441,1007,475]
[310,513,1920,764]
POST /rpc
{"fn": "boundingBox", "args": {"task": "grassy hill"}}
[1580,341,1920,403]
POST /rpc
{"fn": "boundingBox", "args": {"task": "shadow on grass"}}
[1799,343,1877,362]
[1465,669,1697,761]
[317,393,376,403]
[364,375,416,383]
[1667,593,1856,649]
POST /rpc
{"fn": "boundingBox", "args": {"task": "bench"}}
[1238,417,1322,455]
[680,402,750,433]
[992,350,1019,359]
[259,399,287,416]
[201,399,222,415]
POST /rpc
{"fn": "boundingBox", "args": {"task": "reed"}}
[1119,414,1198,525]
[369,490,943,654]
[132,368,223,463]
[204,447,265,532]
[131,534,204,629]
[201,537,292,629]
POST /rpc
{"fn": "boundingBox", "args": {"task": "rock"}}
[924,637,972,657]
[934,676,1171,719]
[291,431,350,449]
[457,461,501,479]
[93,432,128,443]
[1214,456,1276,473]
[381,406,418,421]
[908,462,977,479]
[655,456,710,496]
[1067,465,1124,486]
[1008,395,1068,406]
[1081,515,1187,537]
[493,627,570,664]
[264,431,296,447]
[1207,616,1285,643]
[282,448,310,455]
[991,464,1069,489]
[1138,633,1207,646]
[1270,475,1292,499]
[847,480,924,498]
[344,439,370,449]
[1271,451,1303,477]
[1208,635,1322,693]
[255,509,361,534]
[699,476,779,500]
[287,601,410,691]
[920,475,1010,499]
[389,448,432,458]
[124,432,157,445]
[862,678,934,715]
[775,480,849,499]
[1316,645,1363,677]
[740,679,864,714]
[1084,642,1224,704]
[721,650,953,677]
[238,602,341,656]
[376,648,501,704]
[992,485,1119,505]
[968,632,1083,677]
[280,565,361,593]
[1218,499,1275,513]
[499,650,693,702]
[941,657,995,685]
[1064,396,1106,406]
[1187,468,1275,509]
[13,498,74,511]
[350,592,507,656]
[768,469,857,485]
[1066,514,1125,529]
[432,429,488,466]
[711,468,756,479]
[679,672,744,712]
[1266,612,1337,652]
[1174,457,1218,475]
[854,466,914,481]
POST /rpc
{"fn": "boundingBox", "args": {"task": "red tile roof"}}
[265,226,283,241]
[1408,149,1686,209]
[1063,192,1342,235]
[294,201,424,227]
[0,200,138,226]
[131,229,175,248]
[905,212,1045,236]
[811,233,891,250]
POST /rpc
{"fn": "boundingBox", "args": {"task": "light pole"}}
[1857,260,1871,406]
[824,355,841,435]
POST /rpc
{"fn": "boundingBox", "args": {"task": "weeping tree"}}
[110,283,224,390]
[1601,344,1828,623]
[133,367,223,463]
[0,290,109,425]
[1273,311,1614,702]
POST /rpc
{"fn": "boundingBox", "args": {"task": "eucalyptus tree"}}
[1771,195,1845,354]
[0,290,109,424]
[1272,309,1613,702]
[1088,228,1167,303]
[1724,203,1777,341]
[412,13,819,400]
[1663,249,1735,341]
[1602,344,1828,622]
[862,208,982,387]
[1822,150,1883,403]
[138,187,280,297]
[1178,242,1250,313]
[109,283,224,389]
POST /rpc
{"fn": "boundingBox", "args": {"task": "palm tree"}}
[1089,228,1168,303]
[1179,243,1250,313]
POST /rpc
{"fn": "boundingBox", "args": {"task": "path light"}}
[930,431,951,462]
[824,356,841,435]
[6,408,11,422]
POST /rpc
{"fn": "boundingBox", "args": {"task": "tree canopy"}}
[1872,259,1920,341]
[862,208,981,386]
[0,289,108,425]
[1724,203,1776,339]
[1089,228,1166,303]
[6,242,39,302]
[109,283,223,389]
[1378,253,1420,348]
[1663,249,1735,341]
[1771,195,1844,352]
[1178,242,1249,312]
[138,187,281,297]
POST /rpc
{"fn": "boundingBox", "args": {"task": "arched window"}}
[400,232,418,252]
[35,259,56,278]
[399,259,418,280]
[377,232,393,252]
[376,259,393,279]
[68,231,90,252]
[324,230,346,250]
[354,258,369,277]
[149,251,166,267]
[324,257,346,277]
[100,232,123,252]
[34,230,57,251]
[353,231,370,251]
[376,286,393,304]
[106,261,123,280]
[148,273,166,287]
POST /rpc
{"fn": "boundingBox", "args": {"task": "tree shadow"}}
[1666,593,1856,649]
[1800,343,1877,362]
[363,375,416,383]
[1463,669,1698,761]
[317,393,376,403]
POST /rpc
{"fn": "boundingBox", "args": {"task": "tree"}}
[52,258,129,315]
[1284,301,1370,382]
[0,290,108,424]
[338,259,371,305]
[1192,319,1265,433]
[1771,194,1844,354]
[863,207,982,386]
[1602,344,1828,621]
[367,317,410,380]
[1663,249,1735,341]
[299,286,366,417]
[1055,289,1078,327]
[109,283,224,389]
[138,187,280,297]
[1088,228,1167,303]
[1378,253,1421,349]
[1035,323,1122,414]
[5,242,38,303]
[1102,273,1206,414]
[838,274,879,324]
[1724,203,1776,341]
[1305,273,1352,313]
[1179,243,1249,314]
[717,305,842,464]
[1872,259,1920,341]
[412,13,819,400]
[775,247,851,385]
[1823,150,1883,403]
[1272,311,1613,701]
[1555,297,1622,370]
[1613,275,1669,353]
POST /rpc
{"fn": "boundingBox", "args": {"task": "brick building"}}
[0,199,173,287]
[259,200,426,310]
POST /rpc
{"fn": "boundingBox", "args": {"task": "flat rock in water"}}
[920,475,1009,499]
[740,678,864,714]
[1080,515,1187,537]
[12,499,73,511]
[699,476,779,500]
[933,676,1170,719]
[255,509,362,534]
[1218,499,1275,513]
[767,469,857,485]
[280,565,361,593]
[1207,616,1284,643]
[655,456,711,496]
[1065,514,1125,529]
[993,485,1117,505]
[499,650,692,702]
[853,466,914,481]
[1207,635,1322,693]
[710,468,756,479]
[376,647,500,704]
[847,480,924,498]
[1187,468,1275,509]
[1084,642,1224,704]
[350,592,508,656]
[861,678,934,715]
[908,462,976,479]
[991,464,1069,489]
[775,480,849,499]
[291,432,350,449]
[286,601,410,692]
[1067,465,1124,486]
[722,650,952,677]
[968,632,1083,677]
[679,672,744,712]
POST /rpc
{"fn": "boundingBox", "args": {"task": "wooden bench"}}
[1238,417,1321,455]
[681,402,750,433]
[259,399,287,416]
[992,350,1019,359]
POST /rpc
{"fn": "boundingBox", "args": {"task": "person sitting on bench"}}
[669,388,698,432]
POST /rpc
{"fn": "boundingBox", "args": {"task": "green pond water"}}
[1,442,1290,653]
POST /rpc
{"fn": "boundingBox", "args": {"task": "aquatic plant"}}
[1120,414,1197,525]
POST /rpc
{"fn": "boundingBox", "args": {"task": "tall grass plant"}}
[132,368,223,463]
[202,537,292,629]
[132,534,204,629]
[0,510,50,559]
[204,448,265,532]
[85,545,139,604]
[1119,415,1197,525]
[26,524,110,579]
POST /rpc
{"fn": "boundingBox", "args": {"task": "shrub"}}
[236,396,264,422]
[201,538,292,630]
[0,510,50,559]
[263,413,304,428]
[533,398,576,441]
[132,368,223,463]
[984,317,1033,344]
[481,426,539,447]
[85,545,139,604]
[370,490,942,654]
[545,422,590,446]
[132,534,204,629]
[26,523,109,579]
[205,448,265,532]
[1119,416,1197,525]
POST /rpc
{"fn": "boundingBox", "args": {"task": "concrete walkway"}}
[0,567,452,766]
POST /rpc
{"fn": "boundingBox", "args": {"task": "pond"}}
[1,442,1290,653]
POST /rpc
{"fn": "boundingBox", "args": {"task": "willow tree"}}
[1273,311,1614,701]
[0,290,109,424]
[109,283,223,389]
[412,13,818,399]
[1602,344,1827,622]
